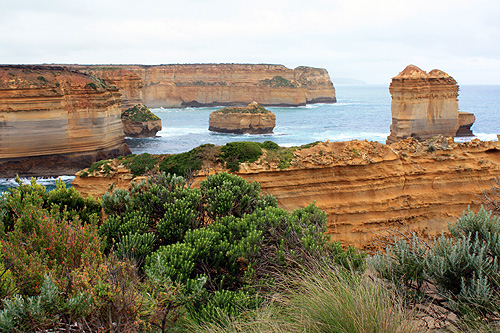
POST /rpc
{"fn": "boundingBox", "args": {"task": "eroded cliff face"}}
[209,102,276,134]
[0,65,130,177]
[387,65,463,144]
[115,64,336,107]
[72,137,500,250]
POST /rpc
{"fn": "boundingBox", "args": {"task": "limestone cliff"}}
[112,64,336,107]
[0,65,130,177]
[72,137,500,250]
[387,65,472,144]
[209,102,276,134]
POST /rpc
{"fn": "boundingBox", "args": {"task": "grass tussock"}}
[188,265,419,333]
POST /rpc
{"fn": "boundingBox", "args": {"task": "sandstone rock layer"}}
[456,111,476,137]
[73,138,500,250]
[110,64,336,107]
[0,65,130,177]
[387,65,466,144]
[209,102,276,134]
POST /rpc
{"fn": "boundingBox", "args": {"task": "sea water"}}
[126,84,499,154]
[1,85,498,192]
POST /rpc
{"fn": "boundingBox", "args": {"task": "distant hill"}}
[334,78,367,84]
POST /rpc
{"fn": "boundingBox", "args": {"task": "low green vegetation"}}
[81,140,329,178]
[0,172,366,331]
[122,104,160,122]
[220,141,263,172]
[159,144,216,177]
[214,103,270,114]
[370,206,500,328]
[259,75,295,88]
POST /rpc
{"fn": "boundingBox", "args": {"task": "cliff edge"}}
[108,64,336,108]
[73,137,500,250]
[0,65,131,177]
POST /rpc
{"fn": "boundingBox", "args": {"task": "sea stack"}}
[0,65,130,177]
[121,104,162,138]
[209,102,276,134]
[387,65,474,144]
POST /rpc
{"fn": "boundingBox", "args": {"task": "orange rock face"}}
[387,65,467,144]
[114,64,336,107]
[208,102,276,134]
[72,138,500,250]
[456,111,476,137]
[0,65,130,177]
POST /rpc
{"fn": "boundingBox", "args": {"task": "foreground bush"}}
[188,265,418,333]
[370,206,500,323]
[0,172,368,331]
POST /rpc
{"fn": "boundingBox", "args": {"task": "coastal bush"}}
[259,76,295,88]
[187,265,415,333]
[220,141,263,172]
[262,140,279,150]
[122,104,160,122]
[0,275,92,332]
[120,152,159,176]
[159,144,215,177]
[370,206,500,320]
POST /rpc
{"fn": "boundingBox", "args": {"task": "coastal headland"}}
[66,63,337,108]
[72,136,500,250]
[0,65,130,177]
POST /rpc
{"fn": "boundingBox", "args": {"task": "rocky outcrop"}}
[121,104,162,137]
[0,65,130,177]
[72,137,500,250]
[108,64,336,107]
[456,111,475,137]
[387,65,474,144]
[208,102,276,134]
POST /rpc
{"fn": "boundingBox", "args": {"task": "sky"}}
[2,0,500,85]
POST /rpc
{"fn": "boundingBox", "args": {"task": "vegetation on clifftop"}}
[122,104,160,122]
[214,102,270,114]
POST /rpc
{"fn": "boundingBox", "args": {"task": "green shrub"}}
[262,140,279,150]
[86,82,98,90]
[259,76,294,88]
[122,104,160,122]
[370,206,500,319]
[121,153,158,177]
[0,275,92,332]
[159,144,215,177]
[2,208,102,296]
[115,232,155,264]
[200,172,262,220]
[220,142,263,172]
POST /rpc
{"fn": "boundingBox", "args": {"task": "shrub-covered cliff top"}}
[121,104,160,122]
[213,101,271,114]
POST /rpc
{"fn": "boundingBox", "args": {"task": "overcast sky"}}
[2,0,499,84]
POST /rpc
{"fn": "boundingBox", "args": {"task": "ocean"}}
[1,84,499,192]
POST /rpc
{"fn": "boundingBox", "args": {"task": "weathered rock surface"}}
[456,111,476,137]
[121,104,162,138]
[209,102,276,134]
[73,137,500,250]
[104,64,336,107]
[387,65,473,143]
[0,65,130,177]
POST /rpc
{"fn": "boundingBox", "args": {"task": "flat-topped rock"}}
[209,102,276,134]
[456,111,476,137]
[121,104,162,137]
